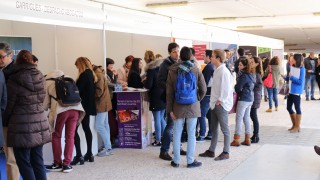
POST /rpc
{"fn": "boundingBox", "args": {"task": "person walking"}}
[199,49,233,161]
[167,46,206,168]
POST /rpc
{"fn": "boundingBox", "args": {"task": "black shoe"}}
[251,135,260,143]
[187,160,202,168]
[62,165,73,173]
[171,161,179,168]
[151,141,161,146]
[159,152,172,161]
[180,149,187,156]
[204,136,212,140]
[311,97,316,100]
[70,156,84,165]
[196,137,205,143]
[84,153,94,162]
[45,163,62,171]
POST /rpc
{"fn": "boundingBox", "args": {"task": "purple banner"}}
[116,92,142,148]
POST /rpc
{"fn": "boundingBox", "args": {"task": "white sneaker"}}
[97,149,113,157]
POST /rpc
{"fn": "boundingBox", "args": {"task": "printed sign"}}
[192,44,206,61]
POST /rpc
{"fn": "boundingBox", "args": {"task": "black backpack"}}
[47,76,81,107]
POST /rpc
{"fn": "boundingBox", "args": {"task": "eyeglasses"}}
[0,54,8,60]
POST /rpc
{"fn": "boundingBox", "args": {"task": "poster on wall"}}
[116,92,143,149]
[192,44,206,61]
[239,46,257,57]
[0,36,32,60]
[258,47,271,59]
[212,42,237,71]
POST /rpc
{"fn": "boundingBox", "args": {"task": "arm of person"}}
[43,84,51,111]
[95,73,105,98]
[234,75,246,93]
[166,70,174,116]
[290,68,305,85]
[217,71,232,104]
[197,72,207,101]
[3,80,17,125]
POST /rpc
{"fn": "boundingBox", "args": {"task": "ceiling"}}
[75,0,320,52]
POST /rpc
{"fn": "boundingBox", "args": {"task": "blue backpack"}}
[175,70,197,104]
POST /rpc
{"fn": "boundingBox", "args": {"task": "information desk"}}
[114,89,152,149]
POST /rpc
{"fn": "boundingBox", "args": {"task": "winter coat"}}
[2,59,15,82]
[4,63,51,148]
[43,70,86,131]
[76,69,97,115]
[252,73,262,109]
[143,59,166,111]
[0,71,6,146]
[93,65,112,113]
[235,72,255,102]
[263,65,281,88]
[166,62,206,119]
[157,57,177,103]
[128,71,143,88]
[117,66,129,85]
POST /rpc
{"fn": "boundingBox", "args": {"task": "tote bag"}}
[263,65,273,88]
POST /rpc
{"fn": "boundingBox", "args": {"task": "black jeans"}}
[74,114,92,156]
[287,94,301,114]
[13,145,46,180]
[250,108,259,136]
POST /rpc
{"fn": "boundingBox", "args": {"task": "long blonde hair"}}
[75,57,97,82]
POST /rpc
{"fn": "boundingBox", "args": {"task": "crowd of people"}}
[0,40,319,179]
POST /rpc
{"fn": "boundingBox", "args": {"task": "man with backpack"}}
[167,46,206,168]
[158,42,185,161]
[199,49,233,161]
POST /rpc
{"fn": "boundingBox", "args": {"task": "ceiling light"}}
[313,12,320,16]
[237,25,263,29]
[289,48,306,51]
[285,44,297,46]
[203,17,236,21]
[146,1,188,8]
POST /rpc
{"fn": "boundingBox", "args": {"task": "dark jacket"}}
[77,69,97,115]
[157,57,176,102]
[202,62,214,96]
[128,71,143,88]
[4,63,51,148]
[144,59,165,111]
[106,69,117,99]
[166,62,206,119]
[252,73,262,109]
[316,65,320,82]
[235,72,255,102]
[2,59,15,82]
[0,71,6,146]
[304,57,318,78]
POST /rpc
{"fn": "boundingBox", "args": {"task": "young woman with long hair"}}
[127,58,143,88]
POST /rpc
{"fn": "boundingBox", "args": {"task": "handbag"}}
[229,92,238,114]
[263,65,273,88]
[279,82,289,95]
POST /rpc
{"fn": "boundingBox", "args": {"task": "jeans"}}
[209,105,230,153]
[95,112,112,150]
[152,110,166,142]
[197,96,211,137]
[287,94,301,114]
[173,118,197,164]
[160,111,174,153]
[13,145,46,180]
[52,110,78,166]
[305,75,316,99]
[235,101,252,135]
[74,114,92,156]
[250,108,259,136]
[267,88,278,108]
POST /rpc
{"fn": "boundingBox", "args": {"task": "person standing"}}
[315,58,320,99]
[71,57,97,165]
[264,56,281,112]
[0,42,21,180]
[167,46,206,168]
[4,50,51,180]
[158,42,184,161]
[196,50,214,142]
[143,50,166,146]
[0,69,6,179]
[117,55,134,86]
[127,58,144,88]
[44,70,85,173]
[234,48,245,75]
[284,54,305,133]
[304,52,317,101]
[199,49,233,161]
[262,57,270,102]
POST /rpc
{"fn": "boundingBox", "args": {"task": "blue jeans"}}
[13,145,46,180]
[173,118,197,164]
[197,96,210,137]
[152,110,166,142]
[287,94,301,114]
[95,112,111,150]
[267,88,278,109]
[160,112,173,153]
[305,75,316,99]
[235,101,252,135]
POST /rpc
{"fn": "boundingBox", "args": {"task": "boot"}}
[230,134,240,146]
[264,96,268,102]
[288,113,296,131]
[290,114,301,133]
[251,134,259,143]
[241,134,251,146]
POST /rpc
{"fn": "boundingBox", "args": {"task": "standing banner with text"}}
[258,47,271,59]
[0,36,32,60]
